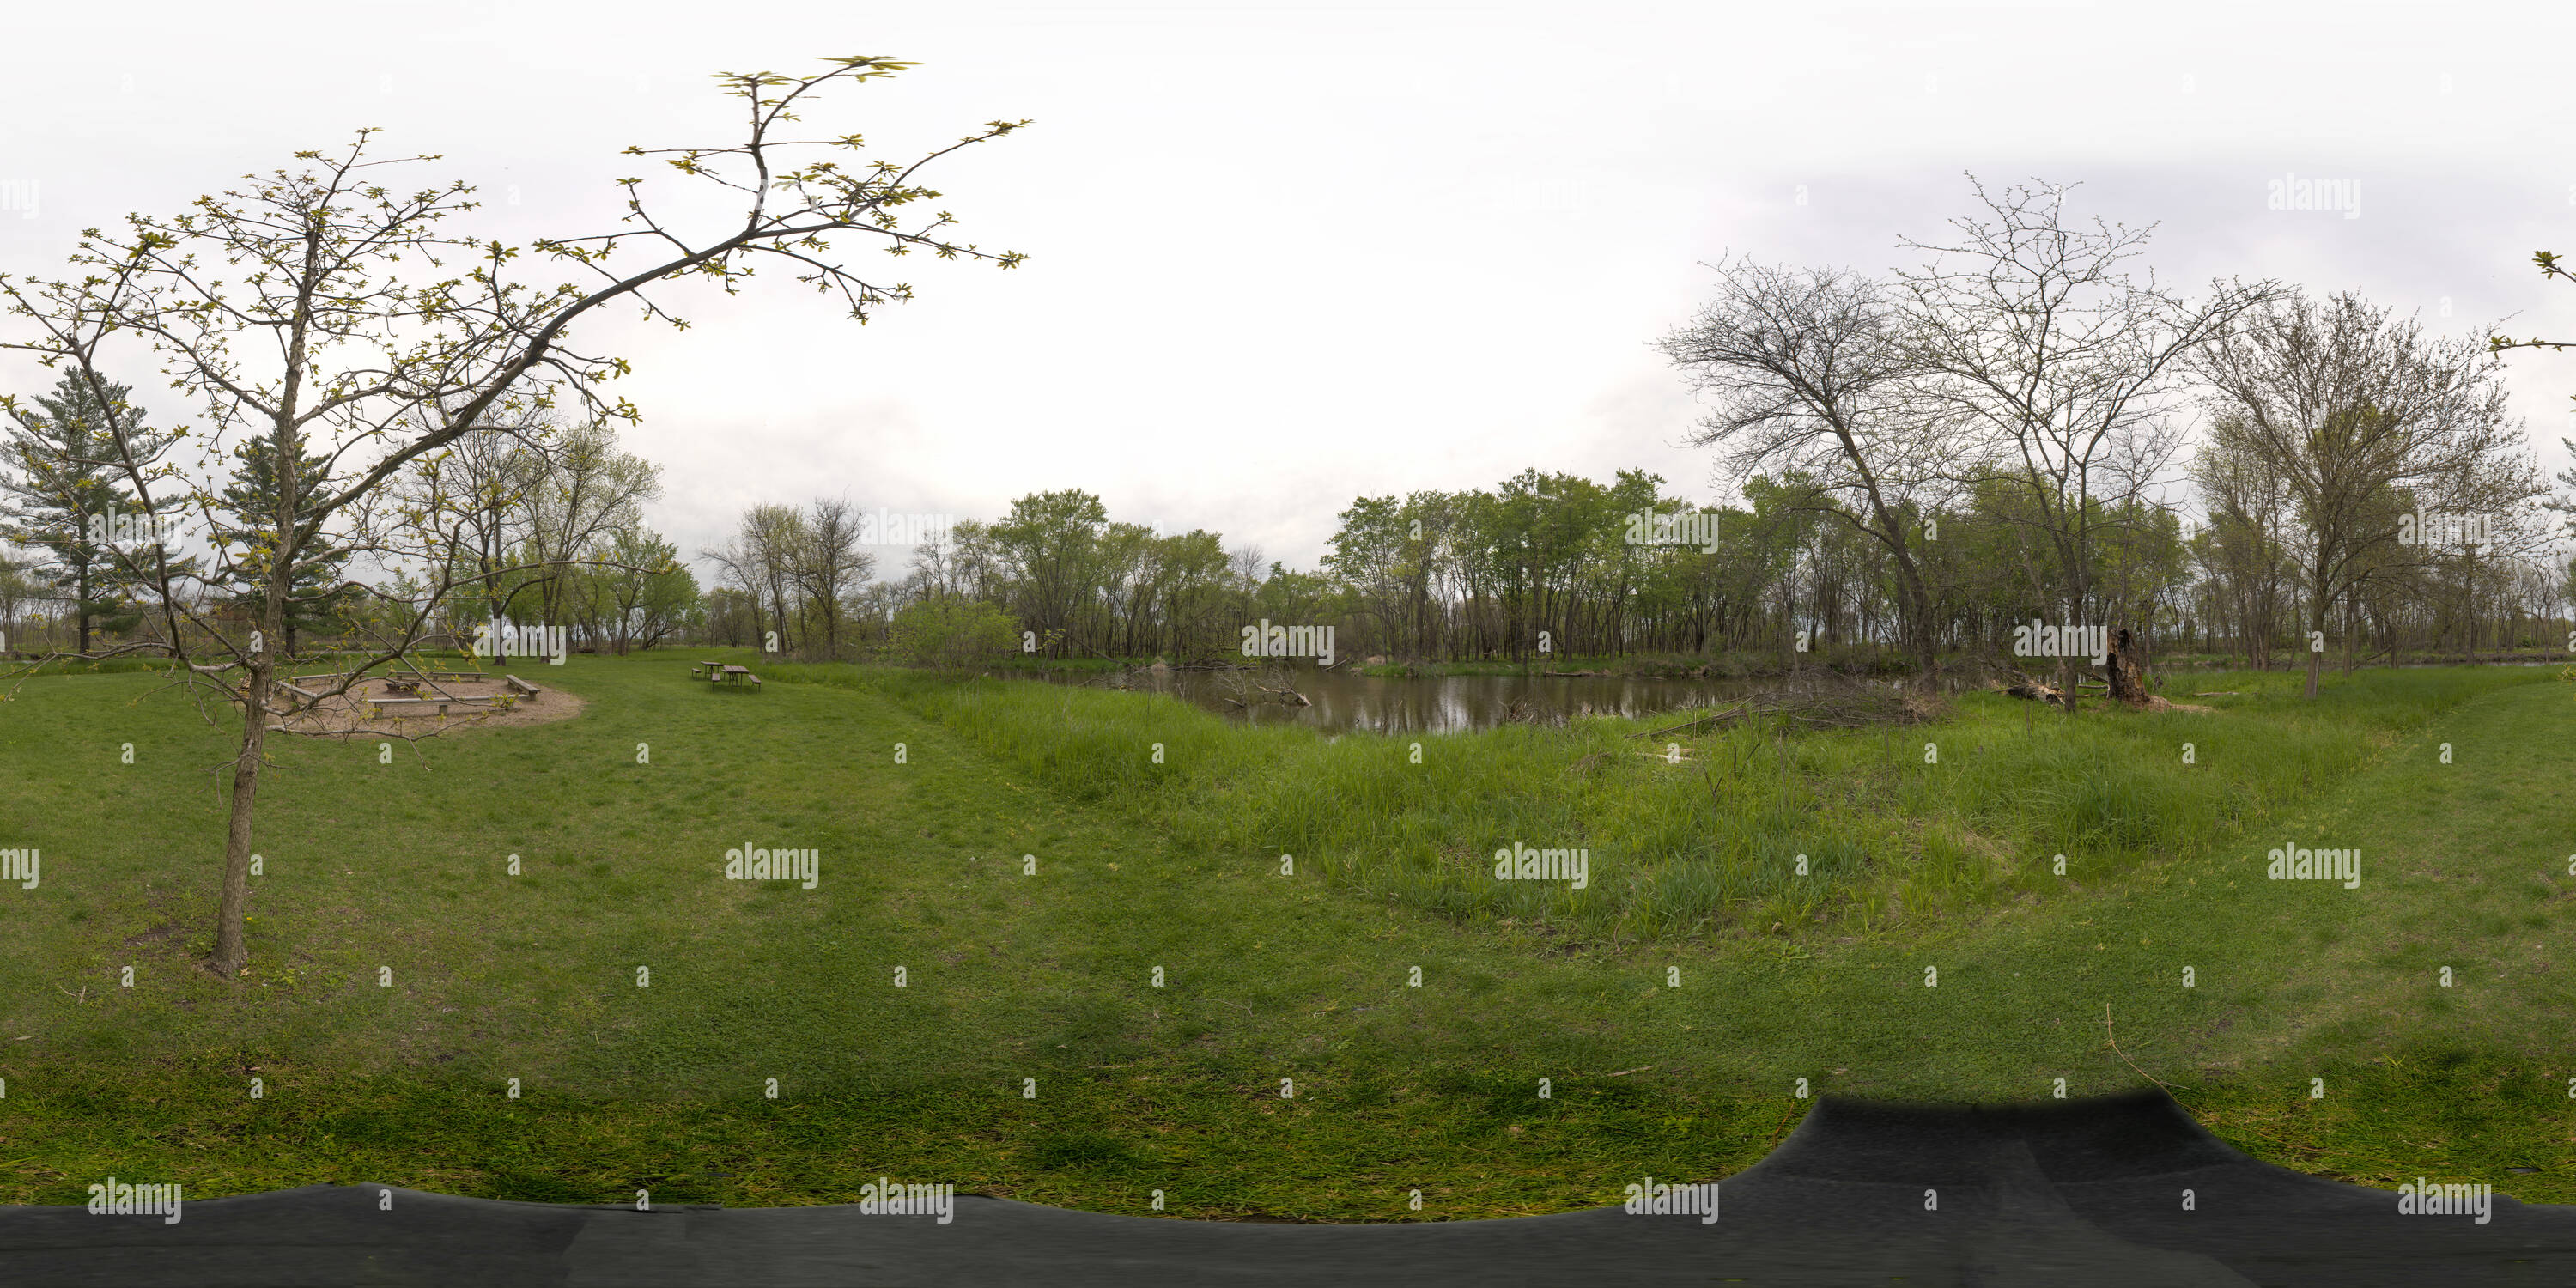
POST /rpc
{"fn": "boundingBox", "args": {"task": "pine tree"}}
[216,438,352,658]
[0,374,174,653]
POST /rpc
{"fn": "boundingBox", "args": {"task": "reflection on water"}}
[1024,668,1774,736]
[1021,658,2557,733]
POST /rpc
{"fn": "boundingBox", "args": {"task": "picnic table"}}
[695,664,762,688]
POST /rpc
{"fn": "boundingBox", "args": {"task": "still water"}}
[1026,667,1770,736]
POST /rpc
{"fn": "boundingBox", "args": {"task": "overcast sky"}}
[6,0,2575,585]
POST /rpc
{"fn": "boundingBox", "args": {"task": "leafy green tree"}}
[581,526,699,653]
[892,597,1018,671]
[988,489,1109,655]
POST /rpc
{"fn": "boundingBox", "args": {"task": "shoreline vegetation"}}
[952,647,2576,682]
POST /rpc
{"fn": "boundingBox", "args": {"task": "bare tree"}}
[2197,289,2542,696]
[1897,176,2273,709]
[1659,256,1950,677]
[791,497,874,660]
[0,57,1029,975]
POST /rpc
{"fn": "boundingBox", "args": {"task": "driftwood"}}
[2001,674,2069,707]
[1216,665,1310,709]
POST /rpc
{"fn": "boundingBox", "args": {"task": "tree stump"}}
[2105,628,2171,711]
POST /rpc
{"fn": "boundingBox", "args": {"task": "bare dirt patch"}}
[259,673,588,738]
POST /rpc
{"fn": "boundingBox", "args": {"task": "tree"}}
[0,373,179,653]
[1897,177,2272,708]
[789,498,872,660]
[2189,424,2298,670]
[1659,257,1948,677]
[508,419,662,628]
[582,526,697,653]
[215,436,353,658]
[0,548,32,650]
[988,489,1109,656]
[703,503,807,655]
[892,596,1018,671]
[394,401,549,635]
[0,56,1030,976]
[2196,289,2540,697]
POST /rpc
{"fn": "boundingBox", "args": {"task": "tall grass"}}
[765,663,2544,942]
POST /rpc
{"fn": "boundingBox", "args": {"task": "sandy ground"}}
[257,671,587,738]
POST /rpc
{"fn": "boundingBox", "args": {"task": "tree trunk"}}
[210,707,265,975]
[211,595,276,976]
[2304,556,2328,698]
[2105,627,2166,710]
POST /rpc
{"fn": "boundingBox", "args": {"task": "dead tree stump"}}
[2105,628,2171,711]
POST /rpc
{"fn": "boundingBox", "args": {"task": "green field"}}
[3,654,2573,1216]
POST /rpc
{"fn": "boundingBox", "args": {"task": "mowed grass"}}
[2,653,2573,1213]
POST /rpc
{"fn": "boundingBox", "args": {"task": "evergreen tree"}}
[0,374,175,653]
[216,437,352,658]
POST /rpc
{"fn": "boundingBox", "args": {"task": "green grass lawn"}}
[2,653,2573,1216]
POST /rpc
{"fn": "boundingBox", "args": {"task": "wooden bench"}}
[367,695,498,717]
[504,675,542,698]
[275,683,323,708]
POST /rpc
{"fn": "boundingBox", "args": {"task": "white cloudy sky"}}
[4,0,2575,583]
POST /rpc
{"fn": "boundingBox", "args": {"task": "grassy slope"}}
[1,654,2571,1214]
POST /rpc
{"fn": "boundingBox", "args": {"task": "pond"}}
[1024,666,1779,735]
